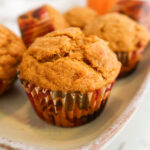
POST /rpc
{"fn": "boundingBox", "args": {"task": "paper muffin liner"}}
[115,47,144,77]
[112,0,150,31]
[18,5,55,47]
[19,78,114,127]
[0,78,15,95]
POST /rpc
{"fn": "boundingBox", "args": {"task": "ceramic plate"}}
[0,45,149,150]
[0,1,150,150]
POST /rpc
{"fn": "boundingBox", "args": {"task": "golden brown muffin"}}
[64,6,98,29]
[18,5,69,47]
[0,24,26,95]
[84,12,150,77]
[20,27,120,92]
[19,27,121,127]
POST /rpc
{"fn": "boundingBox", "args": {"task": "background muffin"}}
[112,0,150,31]
[84,13,150,77]
[0,24,26,95]
[64,6,98,29]
[18,5,69,47]
[19,27,121,127]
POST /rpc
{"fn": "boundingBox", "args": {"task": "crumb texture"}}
[64,7,98,29]
[20,27,121,92]
[84,13,150,52]
[0,24,26,79]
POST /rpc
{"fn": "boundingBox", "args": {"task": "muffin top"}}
[18,5,69,30]
[64,7,98,29]
[84,13,150,52]
[0,24,26,79]
[20,27,121,92]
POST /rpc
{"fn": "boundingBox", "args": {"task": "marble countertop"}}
[0,0,150,150]
[106,86,150,150]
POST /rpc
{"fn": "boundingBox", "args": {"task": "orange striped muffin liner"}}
[0,78,15,95]
[19,78,115,127]
[18,5,55,47]
[116,47,144,77]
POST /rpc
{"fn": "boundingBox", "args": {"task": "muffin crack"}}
[20,28,121,92]
[82,58,106,80]
[29,51,107,80]
[29,50,70,63]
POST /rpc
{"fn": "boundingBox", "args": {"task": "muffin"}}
[19,27,121,127]
[64,6,98,29]
[84,13,150,77]
[18,5,69,47]
[0,24,26,95]
[112,0,150,31]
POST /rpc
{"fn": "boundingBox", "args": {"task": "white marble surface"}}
[105,85,150,150]
[0,0,150,150]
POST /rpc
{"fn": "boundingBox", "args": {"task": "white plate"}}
[0,0,150,150]
[0,46,149,150]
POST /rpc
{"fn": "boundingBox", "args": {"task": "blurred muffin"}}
[84,13,150,77]
[112,0,150,31]
[64,6,98,29]
[18,5,69,47]
[19,27,121,127]
[0,24,26,95]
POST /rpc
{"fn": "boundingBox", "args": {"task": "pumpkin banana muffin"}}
[19,27,121,127]
[84,13,150,77]
[64,6,98,29]
[18,5,69,47]
[0,24,26,95]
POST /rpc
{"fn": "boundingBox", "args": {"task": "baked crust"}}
[84,13,150,52]
[64,7,98,29]
[0,24,26,79]
[20,27,121,92]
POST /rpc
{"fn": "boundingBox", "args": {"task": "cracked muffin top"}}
[84,13,150,52]
[0,24,26,79]
[64,7,98,29]
[20,27,121,92]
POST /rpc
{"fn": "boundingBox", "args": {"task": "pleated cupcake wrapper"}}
[0,78,15,95]
[113,0,150,30]
[20,79,114,127]
[115,48,144,77]
[18,6,55,47]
